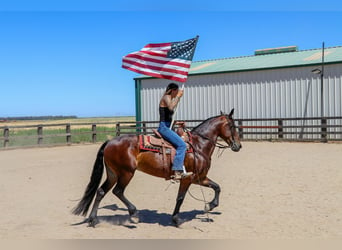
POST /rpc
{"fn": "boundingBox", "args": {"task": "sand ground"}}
[0,141,341,239]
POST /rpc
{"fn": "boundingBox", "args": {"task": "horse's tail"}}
[72,140,109,216]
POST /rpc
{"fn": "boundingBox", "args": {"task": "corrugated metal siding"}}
[139,63,342,140]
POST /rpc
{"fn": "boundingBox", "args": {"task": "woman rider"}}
[158,83,193,180]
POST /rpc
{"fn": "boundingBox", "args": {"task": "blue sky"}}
[1,1,342,117]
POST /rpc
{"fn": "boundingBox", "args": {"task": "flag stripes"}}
[122,36,198,82]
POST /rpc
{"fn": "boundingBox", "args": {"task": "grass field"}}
[0,116,136,148]
[0,116,135,127]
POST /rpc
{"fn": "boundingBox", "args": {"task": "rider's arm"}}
[162,90,183,111]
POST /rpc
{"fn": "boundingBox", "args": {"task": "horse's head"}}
[218,109,242,152]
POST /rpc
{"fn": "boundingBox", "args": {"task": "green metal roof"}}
[188,46,342,75]
[136,46,342,79]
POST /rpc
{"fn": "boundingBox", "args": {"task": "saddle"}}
[139,125,193,167]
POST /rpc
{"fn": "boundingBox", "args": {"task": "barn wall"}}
[138,63,342,139]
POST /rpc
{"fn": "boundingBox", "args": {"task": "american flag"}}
[122,36,198,83]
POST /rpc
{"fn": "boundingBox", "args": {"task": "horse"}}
[72,109,242,227]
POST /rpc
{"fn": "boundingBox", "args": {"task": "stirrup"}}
[171,171,193,181]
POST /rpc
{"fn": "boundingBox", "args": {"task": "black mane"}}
[191,115,222,135]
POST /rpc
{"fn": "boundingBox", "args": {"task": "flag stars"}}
[167,38,197,60]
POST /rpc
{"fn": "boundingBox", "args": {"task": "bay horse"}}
[72,109,241,227]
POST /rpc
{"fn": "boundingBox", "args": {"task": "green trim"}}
[135,61,342,80]
[255,46,298,55]
[135,79,141,122]
[189,61,342,76]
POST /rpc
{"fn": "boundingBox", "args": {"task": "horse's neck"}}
[192,118,222,140]
[192,118,222,155]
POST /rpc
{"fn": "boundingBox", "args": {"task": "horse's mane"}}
[191,115,222,135]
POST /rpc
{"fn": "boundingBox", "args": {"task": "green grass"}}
[0,116,138,148]
[2,126,114,147]
[3,126,139,148]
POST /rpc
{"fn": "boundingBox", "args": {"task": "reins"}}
[191,131,231,150]
[184,130,229,220]
[166,122,235,221]
[188,138,211,222]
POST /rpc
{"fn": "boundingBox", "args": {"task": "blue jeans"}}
[158,121,186,171]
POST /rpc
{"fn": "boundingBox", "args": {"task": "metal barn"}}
[134,46,342,140]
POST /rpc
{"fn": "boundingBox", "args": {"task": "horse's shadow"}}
[72,204,221,228]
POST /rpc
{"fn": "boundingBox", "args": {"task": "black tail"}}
[72,141,109,216]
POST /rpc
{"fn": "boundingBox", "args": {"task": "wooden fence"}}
[1,117,342,149]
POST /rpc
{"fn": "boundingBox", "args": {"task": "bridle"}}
[191,117,240,151]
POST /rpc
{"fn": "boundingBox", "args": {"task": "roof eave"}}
[134,61,342,80]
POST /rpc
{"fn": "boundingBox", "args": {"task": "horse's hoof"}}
[204,203,217,212]
[130,212,139,224]
[172,215,183,227]
[204,203,210,212]
[87,217,99,227]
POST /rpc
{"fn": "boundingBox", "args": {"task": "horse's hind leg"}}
[112,171,139,223]
[87,169,116,227]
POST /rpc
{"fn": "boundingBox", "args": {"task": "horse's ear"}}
[228,108,235,118]
[220,110,225,116]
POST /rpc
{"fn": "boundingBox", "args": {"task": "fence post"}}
[321,118,327,142]
[92,124,97,143]
[142,122,147,135]
[278,119,283,139]
[3,127,9,148]
[238,120,243,139]
[66,124,71,144]
[37,125,43,145]
[116,123,120,137]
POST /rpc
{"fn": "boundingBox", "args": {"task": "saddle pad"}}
[139,135,193,154]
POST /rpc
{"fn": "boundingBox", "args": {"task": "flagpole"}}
[170,82,186,172]
[170,36,199,129]
[169,36,198,174]
[170,83,184,129]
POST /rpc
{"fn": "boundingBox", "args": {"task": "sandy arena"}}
[0,141,341,239]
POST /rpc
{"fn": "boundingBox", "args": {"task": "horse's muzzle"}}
[231,141,242,152]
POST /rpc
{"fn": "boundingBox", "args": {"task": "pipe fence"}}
[1,117,341,149]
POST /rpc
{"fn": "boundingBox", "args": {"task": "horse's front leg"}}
[198,177,221,212]
[172,180,191,227]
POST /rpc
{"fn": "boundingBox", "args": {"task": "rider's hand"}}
[177,89,184,98]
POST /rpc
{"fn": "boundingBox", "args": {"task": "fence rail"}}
[1,117,342,149]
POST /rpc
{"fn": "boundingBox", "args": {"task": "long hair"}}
[165,82,179,95]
